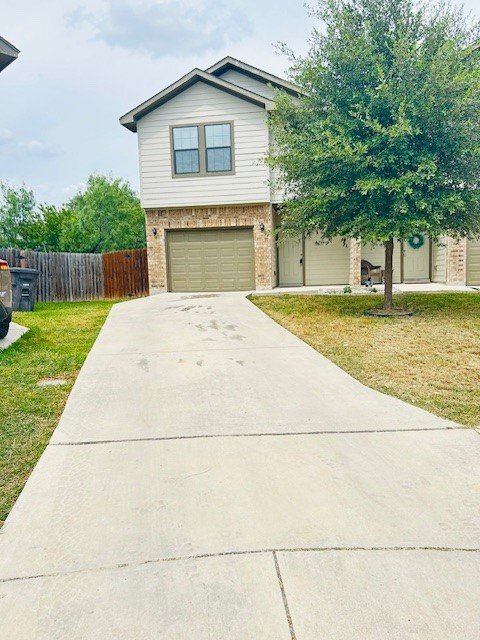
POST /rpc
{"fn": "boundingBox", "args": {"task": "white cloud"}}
[0,130,61,157]
[67,0,254,58]
[18,140,62,158]
[62,182,86,197]
[0,129,14,144]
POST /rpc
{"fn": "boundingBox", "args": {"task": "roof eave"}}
[0,35,20,73]
[0,54,17,73]
[119,69,273,133]
[206,56,305,97]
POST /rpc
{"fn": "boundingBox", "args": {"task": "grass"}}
[0,301,116,525]
[251,292,480,428]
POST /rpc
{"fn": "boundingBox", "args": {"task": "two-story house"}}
[121,56,479,293]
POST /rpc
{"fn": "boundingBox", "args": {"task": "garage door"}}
[362,240,402,283]
[467,240,480,286]
[305,235,350,285]
[167,228,255,292]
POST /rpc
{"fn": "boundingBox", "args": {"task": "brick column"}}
[349,238,362,287]
[252,205,276,290]
[145,210,168,294]
[445,237,467,285]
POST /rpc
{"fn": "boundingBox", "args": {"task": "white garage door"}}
[362,241,402,284]
[305,235,350,285]
[467,240,480,286]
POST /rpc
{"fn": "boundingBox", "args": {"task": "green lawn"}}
[252,292,480,428]
[0,301,116,525]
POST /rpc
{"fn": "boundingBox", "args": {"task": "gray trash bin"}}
[10,267,40,312]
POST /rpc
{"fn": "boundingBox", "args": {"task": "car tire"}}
[0,319,10,339]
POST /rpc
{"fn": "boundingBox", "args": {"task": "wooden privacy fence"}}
[103,249,149,299]
[0,248,149,302]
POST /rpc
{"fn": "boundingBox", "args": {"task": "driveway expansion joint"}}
[2,546,479,585]
[50,425,465,447]
[273,551,297,640]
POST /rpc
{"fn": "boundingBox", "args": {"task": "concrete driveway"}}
[1,293,479,638]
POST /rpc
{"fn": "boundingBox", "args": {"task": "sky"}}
[0,0,478,206]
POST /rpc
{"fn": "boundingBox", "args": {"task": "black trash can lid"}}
[9,267,40,275]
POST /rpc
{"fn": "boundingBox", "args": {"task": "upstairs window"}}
[171,122,234,177]
[205,123,232,173]
[172,126,200,174]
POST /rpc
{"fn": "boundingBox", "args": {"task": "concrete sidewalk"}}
[0,322,28,350]
[1,293,479,638]
[252,282,477,296]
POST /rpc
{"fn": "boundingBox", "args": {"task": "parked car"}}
[0,259,13,338]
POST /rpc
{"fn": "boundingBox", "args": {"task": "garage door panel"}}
[167,228,255,292]
[305,236,350,285]
[362,241,402,284]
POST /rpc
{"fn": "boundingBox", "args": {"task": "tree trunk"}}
[383,238,394,311]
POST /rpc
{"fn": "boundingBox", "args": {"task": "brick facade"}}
[145,212,469,292]
[445,237,467,285]
[145,203,275,293]
[351,237,470,286]
[349,239,362,287]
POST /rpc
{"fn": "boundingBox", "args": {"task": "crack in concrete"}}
[273,551,297,640]
[50,426,464,447]
[2,545,479,585]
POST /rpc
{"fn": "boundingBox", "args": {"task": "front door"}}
[403,235,430,281]
[278,236,303,286]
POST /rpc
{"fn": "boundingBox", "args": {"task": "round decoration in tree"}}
[407,234,425,250]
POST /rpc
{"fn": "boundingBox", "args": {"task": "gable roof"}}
[0,36,19,73]
[206,56,303,97]
[120,57,304,133]
[120,67,275,132]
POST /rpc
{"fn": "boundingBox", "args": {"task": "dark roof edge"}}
[206,56,304,97]
[0,35,20,73]
[0,35,20,56]
[119,69,274,132]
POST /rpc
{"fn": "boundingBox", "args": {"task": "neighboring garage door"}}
[467,239,480,286]
[305,235,350,285]
[167,228,255,292]
[362,240,402,284]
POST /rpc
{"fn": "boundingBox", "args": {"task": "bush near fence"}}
[0,248,149,302]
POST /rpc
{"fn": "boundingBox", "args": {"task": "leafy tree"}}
[0,176,145,254]
[0,183,39,249]
[29,205,75,252]
[268,0,480,311]
[61,174,146,253]
[0,183,74,251]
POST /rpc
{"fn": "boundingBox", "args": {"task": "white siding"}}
[216,69,296,205]
[269,129,287,204]
[362,241,402,284]
[137,80,270,209]
[305,235,350,285]
[431,237,447,283]
[218,69,277,100]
